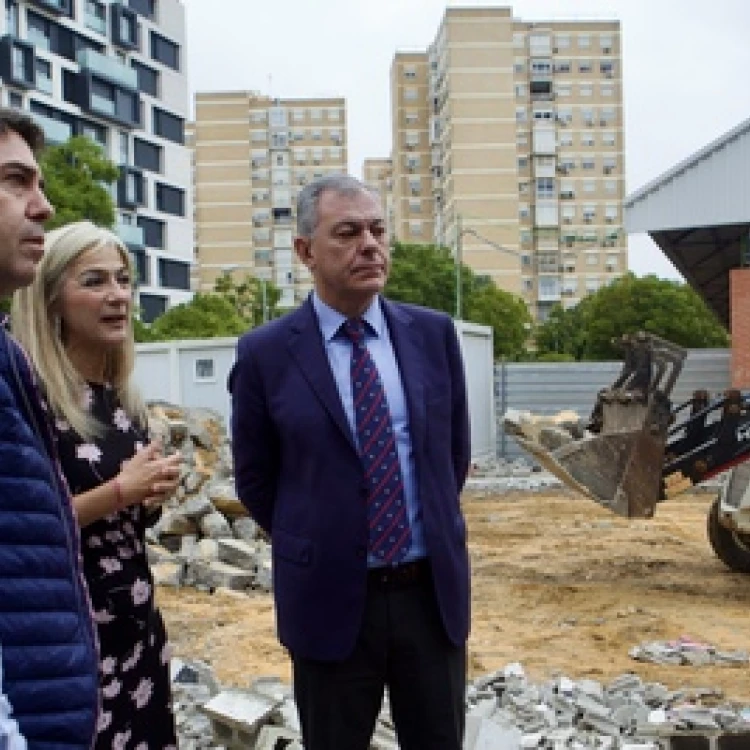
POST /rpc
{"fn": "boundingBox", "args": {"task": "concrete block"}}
[464,716,522,750]
[202,688,280,749]
[189,560,255,590]
[218,538,260,570]
[255,724,302,749]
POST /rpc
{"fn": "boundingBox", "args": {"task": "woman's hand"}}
[117,441,182,508]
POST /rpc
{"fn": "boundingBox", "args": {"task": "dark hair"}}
[0,107,45,155]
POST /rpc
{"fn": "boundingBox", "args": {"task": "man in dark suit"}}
[229,173,471,750]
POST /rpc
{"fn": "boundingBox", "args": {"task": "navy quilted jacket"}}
[0,327,99,749]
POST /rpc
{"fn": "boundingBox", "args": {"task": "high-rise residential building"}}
[0,0,193,322]
[390,6,626,320]
[192,92,347,309]
[362,156,394,238]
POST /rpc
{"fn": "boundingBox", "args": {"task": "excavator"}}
[504,332,750,573]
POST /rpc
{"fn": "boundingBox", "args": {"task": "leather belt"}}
[367,558,431,589]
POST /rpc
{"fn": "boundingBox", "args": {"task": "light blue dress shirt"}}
[0,643,26,749]
[311,293,426,566]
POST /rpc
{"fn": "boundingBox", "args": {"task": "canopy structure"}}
[625,117,750,328]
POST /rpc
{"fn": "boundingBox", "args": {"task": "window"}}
[139,294,166,323]
[603,156,617,172]
[194,359,215,382]
[404,66,416,79]
[604,180,617,194]
[137,216,164,248]
[601,84,614,97]
[583,179,596,193]
[554,61,571,73]
[578,61,592,74]
[600,107,616,124]
[515,107,527,123]
[8,91,22,108]
[518,203,530,219]
[581,132,595,147]
[404,111,419,125]
[326,108,341,121]
[558,133,573,147]
[513,32,525,49]
[404,87,418,101]
[158,258,189,290]
[600,61,614,77]
[155,183,184,216]
[605,204,618,221]
[35,58,52,95]
[84,0,105,34]
[118,130,129,164]
[150,31,179,70]
[152,106,184,144]
[586,252,599,266]
[582,204,596,222]
[582,108,596,126]
[536,177,555,198]
[6,0,18,36]
[517,156,528,169]
[602,131,616,147]
[310,108,322,120]
[600,34,613,51]
[533,109,554,120]
[128,0,155,18]
[131,60,159,96]
[582,158,595,170]
[513,59,525,74]
[515,84,526,98]
[578,34,591,48]
[408,220,423,235]
[408,199,421,213]
[555,34,570,49]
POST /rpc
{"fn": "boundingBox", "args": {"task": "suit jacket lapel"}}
[287,300,358,453]
[382,300,427,461]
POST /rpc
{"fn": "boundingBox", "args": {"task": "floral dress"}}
[54,382,177,750]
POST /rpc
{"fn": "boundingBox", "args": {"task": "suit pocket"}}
[273,528,313,566]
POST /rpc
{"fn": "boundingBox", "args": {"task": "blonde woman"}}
[13,221,181,749]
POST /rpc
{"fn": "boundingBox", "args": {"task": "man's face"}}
[295,189,388,317]
[0,131,53,297]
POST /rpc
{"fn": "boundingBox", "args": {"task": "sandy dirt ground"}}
[157,488,750,705]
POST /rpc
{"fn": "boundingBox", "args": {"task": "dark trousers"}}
[292,562,466,750]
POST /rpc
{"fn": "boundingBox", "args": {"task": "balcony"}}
[0,36,35,89]
[28,0,71,14]
[78,48,137,90]
[84,8,107,35]
[33,113,71,145]
[117,166,144,209]
[116,221,145,249]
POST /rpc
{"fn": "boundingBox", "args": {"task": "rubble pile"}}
[630,637,749,668]
[145,403,272,595]
[171,659,750,749]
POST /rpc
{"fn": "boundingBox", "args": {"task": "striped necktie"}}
[342,318,412,564]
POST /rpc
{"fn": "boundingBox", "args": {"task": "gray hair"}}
[296,173,379,237]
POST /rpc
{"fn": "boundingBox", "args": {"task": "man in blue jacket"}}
[0,108,99,749]
[230,173,471,749]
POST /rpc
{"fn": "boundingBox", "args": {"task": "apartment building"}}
[0,0,193,322]
[362,156,394,239]
[192,92,347,309]
[391,7,626,320]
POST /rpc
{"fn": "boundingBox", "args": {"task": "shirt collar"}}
[312,292,385,343]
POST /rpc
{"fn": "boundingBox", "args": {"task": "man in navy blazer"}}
[229,173,471,749]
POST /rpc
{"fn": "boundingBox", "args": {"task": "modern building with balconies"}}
[390,6,626,320]
[0,0,192,322]
[192,91,348,309]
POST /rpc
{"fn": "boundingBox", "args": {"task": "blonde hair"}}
[12,220,145,440]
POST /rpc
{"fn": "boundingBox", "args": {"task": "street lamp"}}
[453,214,522,320]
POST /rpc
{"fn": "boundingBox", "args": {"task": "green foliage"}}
[144,294,247,341]
[386,242,531,360]
[465,284,532,360]
[40,136,119,229]
[213,273,282,327]
[534,273,729,361]
[132,314,155,343]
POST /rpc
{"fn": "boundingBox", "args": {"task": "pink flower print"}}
[76,443,102,462]
[161,641,172,665]
[131,578,151,606]
[113,407,131,432]
[113,729,132,750]
[122,641,143,672]
[101,678,121,699]
[123,521,135,536]
[55,418,70,432]
[99,557,122,574]
[134,744,148,750]
[130,677,153,709]
[117,546,135,560]
[97,710,112,733]
[86,535,103,548]
[105,530,124,543]
[101,656,116,675]
[93,608,115,624]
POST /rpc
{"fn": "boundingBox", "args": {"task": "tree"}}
[535,273,729,360]
[386,242,531,359]
[386,242,472,315]
[145,294,247,341]
[465,284,532,360]
[213,272,282,327]
[39,136,119,230]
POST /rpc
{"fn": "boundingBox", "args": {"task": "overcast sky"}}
[182,0,750,281]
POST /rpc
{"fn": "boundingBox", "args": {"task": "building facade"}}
[390,7,626,319]
[192,92,347,309]
[362,156,394,239]
[0,0,193,322]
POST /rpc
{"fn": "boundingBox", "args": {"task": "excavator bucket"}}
[506,333,687,518]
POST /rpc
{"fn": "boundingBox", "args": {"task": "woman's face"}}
[58,243,133,352]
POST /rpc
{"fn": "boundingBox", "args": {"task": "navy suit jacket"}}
[228,297,471,661]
